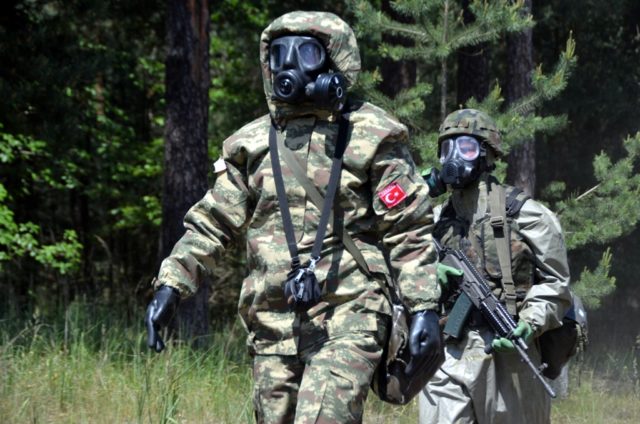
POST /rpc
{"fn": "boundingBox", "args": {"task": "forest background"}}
[1,0,640,423]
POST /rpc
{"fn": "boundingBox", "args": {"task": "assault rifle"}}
[433,238,557,398]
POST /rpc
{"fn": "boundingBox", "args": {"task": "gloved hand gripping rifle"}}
[433,238,557,398]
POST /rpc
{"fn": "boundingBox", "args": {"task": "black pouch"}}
[538,317,578,379]
[283,266,322,312]
[371,303,445,405]
[538,293,588,379]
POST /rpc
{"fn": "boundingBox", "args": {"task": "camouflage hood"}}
[260,11,361,123]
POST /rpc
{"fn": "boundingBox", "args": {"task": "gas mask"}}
[269,35,347,111]
[425,135,487,196]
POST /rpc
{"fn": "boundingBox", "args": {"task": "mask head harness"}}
[269,35,347,111]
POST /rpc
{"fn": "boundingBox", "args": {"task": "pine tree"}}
[163,0,211,345]
[349,0,569,156]
[544,132,640,308]
[348,0,640,308]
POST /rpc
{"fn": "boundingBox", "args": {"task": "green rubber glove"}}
[491,320,534,353]
[436,263,464,288]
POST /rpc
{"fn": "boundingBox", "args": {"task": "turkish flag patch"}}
[378,182,407,209]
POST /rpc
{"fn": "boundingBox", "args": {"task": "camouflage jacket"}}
[154,12,439,355]
[434,175,571,337]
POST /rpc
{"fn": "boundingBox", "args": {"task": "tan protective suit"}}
[419,175,571,424]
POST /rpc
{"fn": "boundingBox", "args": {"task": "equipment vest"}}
[434,178,533,312]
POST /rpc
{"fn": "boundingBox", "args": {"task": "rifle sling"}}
[488,180,518,316]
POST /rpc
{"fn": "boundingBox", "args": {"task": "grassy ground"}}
[1,309,639,423]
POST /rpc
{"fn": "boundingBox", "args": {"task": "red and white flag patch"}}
[378,182,407,209]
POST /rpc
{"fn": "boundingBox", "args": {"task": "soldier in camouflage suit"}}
[145,11,442,423]
[418,109,572,424]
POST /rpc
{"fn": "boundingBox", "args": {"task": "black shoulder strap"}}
[310,117,348,262]
[278,119,371,277]
[505,187,531,217]
[269,124,300,268]
[269,117,348,270]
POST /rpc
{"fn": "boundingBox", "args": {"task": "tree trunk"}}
[456,0,490,106]
[162,0,210,345]
[378,0,416,98]
[505,0,535,196]
[440,0,449,120]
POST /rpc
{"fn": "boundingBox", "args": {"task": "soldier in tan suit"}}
[419,109,572,424]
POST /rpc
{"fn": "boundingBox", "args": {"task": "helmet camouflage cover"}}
[438,109,503,157]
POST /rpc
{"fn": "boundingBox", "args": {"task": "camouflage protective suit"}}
[419,112,571,424]
[154,11,439,423]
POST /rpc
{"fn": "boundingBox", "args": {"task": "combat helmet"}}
[438,109,503,157]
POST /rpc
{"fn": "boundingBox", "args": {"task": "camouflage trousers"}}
[252,311,388,424]
[418,326,550,424]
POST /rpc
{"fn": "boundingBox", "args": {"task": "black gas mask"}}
[424,135,487,197]
[269,35,347,111]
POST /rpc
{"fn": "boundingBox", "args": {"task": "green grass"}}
[0,314,255,424]
[1,306,638,423]
[549,350,640,424]
[551,372,639,424]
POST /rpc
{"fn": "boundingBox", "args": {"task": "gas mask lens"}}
[269,36,325,72]
[270,44,284,70]
[298,41,323,68]
[439,136,481,164]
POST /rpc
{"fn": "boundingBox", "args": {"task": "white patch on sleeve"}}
[213,157,227,173]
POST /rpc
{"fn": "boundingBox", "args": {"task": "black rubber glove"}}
[405,310,442,375]
[145,285,180,352]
